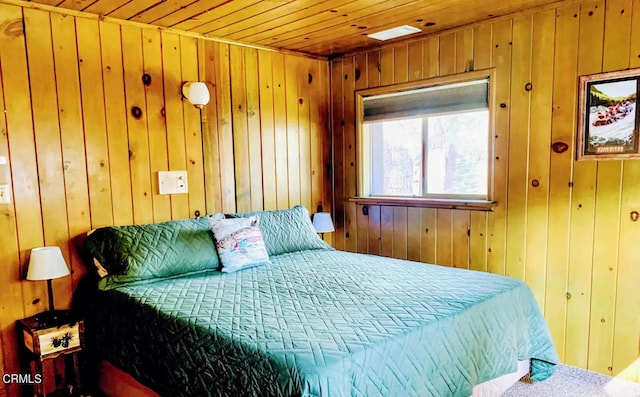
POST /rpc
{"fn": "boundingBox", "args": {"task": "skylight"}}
[367,25,422,41]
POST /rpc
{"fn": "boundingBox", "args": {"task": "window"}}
[357,71,494,204]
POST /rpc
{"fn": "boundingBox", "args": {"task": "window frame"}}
[355,69,497,210]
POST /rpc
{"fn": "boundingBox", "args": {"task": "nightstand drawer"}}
[24,323,81,356]
[22,319,83,358]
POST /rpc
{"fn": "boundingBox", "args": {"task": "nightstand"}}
[17,310,84,397]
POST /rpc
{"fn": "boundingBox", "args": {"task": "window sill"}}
[347,197,497,211]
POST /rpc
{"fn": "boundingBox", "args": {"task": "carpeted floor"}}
[503,364,640,396]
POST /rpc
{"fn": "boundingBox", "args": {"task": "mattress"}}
[88,249,558,397]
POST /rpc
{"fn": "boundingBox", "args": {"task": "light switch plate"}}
[158,171,188,195]
[0,184,11,204]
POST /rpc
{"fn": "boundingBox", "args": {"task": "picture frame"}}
[577,68,640,160]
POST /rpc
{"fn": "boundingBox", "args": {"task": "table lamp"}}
[312,212,335,239]
[26,246,70,324]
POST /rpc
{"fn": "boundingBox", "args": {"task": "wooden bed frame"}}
[98,360,159,397]
[98,359,530,397]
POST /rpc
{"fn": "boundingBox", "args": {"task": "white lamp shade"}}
[312,212,335,233]
[26,246,70,281]
[182,82,210,108]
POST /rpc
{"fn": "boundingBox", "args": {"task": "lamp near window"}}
[182,82,210,109]
[26,246,70,323]
[312,212,335,239]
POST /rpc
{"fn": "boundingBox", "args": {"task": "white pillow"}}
[208,217,271,273]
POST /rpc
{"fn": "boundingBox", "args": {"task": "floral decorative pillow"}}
[208,216,271,273]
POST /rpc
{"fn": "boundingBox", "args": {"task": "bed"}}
[82,206,558,397]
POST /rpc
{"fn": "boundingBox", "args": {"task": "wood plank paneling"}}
[452,211,469,269]
[425,37,439,78]
[469,211,487,271]
[525,9,555,308]
[331,60,345,250]
[99,22,133,227]
[202,40,224,214]
[50,12,91,287]
[420,208,437,264]
[586,0,631,376]
[436,209,453,266]
[456,29,473,73]
[612,0,640,378]
[143,29,172,222]
[330,0,640,378]
[439,33,456,76]
[0,7,331,394]
[469,25,491,273]
[356,204,369,254]
[319,60,333,247]
[244,46,265,212]
[310,59,324,214]
[486,19,513,277]
[565,0,603,369]
[285,55,301,207]
[505,15,532,281]
[181,35,207,216]
[257,51,277,211]
[380,47,394,86]
[380,206,393,257]
[273,52,290,211]
[343,56,357,236]
[77,18,115,230]
[393,44,408,83]
[345,201,357,252]
[230,44,251,213]
[392,207,408,259]
[368,205,381,255]
[162,33,190,220]
[298,57,312,213]
[544,2,580,364]
[407,207,422,261]
[367,50,380,87]
[211,41,237,213]
[407,41,423,81]
[123,25,154,225]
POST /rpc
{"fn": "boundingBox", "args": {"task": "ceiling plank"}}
[152,0,231,26]
[83,0,131,15]
[56,0,98,12]
[207,0,350,40]
[269,0,466,49]
[171,0,267,30]
[108,0,163,19]
[190,1,299,34]
[131,0,201,23]
[239,0,412,45]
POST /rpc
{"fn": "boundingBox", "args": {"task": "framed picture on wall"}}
[577,68,640,160]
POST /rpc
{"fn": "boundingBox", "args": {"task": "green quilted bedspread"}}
[90,249,558,397]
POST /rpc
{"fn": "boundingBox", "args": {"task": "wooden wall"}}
[331,0,640,380]
[0,4,329,396]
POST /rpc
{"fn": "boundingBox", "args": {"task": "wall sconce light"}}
[182,82,210,109]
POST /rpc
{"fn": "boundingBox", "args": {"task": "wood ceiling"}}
[34,0,563,57]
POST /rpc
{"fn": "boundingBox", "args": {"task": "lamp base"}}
[34,310,73,327]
